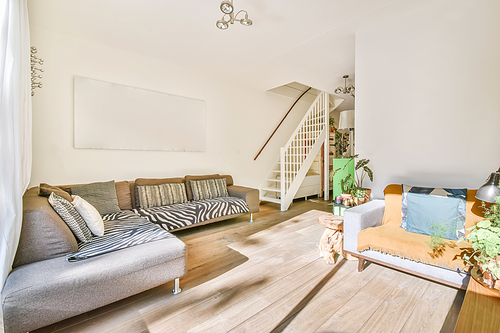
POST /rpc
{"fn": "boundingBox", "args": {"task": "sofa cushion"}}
[59,181,132,210]
[190,178,228,201]
[401,185,467,239]
[71,195,104,236]
[221,174,234,186]
[48,193,93,243]
[71,180,121,215]
[38,183,73,202]
[405,192,463,240]
[13,188,79,268]
[137,183,188,208]
[115,181,133,210]
[67,211,175,261]
[185,174,221,201]
[134,177,185,208]
[134,196,249,231]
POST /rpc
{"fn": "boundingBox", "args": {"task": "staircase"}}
[260,91,330,211]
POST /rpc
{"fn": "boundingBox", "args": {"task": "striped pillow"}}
[48,192,93,243]
[137,183,188,208]
[190,178,229,201]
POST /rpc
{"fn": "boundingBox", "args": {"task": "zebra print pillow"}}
[190,178,229,201]
[67,211,174,261]
[48,192,93,243]
[137,183,188,208]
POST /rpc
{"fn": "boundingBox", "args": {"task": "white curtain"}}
[0,0,31,332]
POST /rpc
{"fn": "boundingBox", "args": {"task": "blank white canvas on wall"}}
[74,76,206,152]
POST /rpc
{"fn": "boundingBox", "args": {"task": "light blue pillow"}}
[401,185,467,239]
[405,192,462,240]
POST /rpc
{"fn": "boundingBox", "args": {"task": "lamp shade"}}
[338,110,354,130]
[475,168,500,203]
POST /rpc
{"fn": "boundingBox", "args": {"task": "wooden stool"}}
[318,214,357,264]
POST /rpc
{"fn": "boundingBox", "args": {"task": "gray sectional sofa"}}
[1,174,259,333]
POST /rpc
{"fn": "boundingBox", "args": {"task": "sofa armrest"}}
[227,185,259,213]
[343,200,385,253]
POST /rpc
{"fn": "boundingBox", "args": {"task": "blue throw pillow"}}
[401,185,467,239]
[405,192,462,240]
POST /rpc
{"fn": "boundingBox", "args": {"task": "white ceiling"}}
[27,0,438,93]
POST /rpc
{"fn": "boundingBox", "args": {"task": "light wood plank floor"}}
[35,199,465,333]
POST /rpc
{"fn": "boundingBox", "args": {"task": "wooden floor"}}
[35,198,465,333]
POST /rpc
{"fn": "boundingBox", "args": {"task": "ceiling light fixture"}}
[216,0,253,30]
[335,75,355,98]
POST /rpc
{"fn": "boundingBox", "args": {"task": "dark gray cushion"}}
[71,180,121,215]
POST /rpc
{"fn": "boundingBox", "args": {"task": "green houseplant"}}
[330,155,374,205]
[458,192,500,287]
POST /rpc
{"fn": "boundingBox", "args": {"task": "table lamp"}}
[476,167,500,203]
[338,110,355,157]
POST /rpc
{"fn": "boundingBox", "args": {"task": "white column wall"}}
[355,0,500,198]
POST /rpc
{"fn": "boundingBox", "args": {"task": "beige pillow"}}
[72,195,105,236]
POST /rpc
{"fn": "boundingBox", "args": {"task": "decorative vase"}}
[354,197,365,206]
[341,193,352,207]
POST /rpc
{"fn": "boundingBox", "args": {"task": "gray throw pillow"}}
[48,192,93,243]
[71,180,121,215]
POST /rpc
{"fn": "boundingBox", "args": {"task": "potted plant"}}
[330,154,374,202]
[353,188,368,205]
[329,117,336,132]
[458,192,500,289]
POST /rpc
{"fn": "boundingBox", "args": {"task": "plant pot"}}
[353,197,365,206]
[362,188,372,202]
[483,270,496,288]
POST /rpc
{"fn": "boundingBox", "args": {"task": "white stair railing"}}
[279,91,329,211]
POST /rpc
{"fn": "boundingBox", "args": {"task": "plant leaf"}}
[364,166,374,182]
[355,159,369,170]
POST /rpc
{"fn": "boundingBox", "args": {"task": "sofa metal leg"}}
[172,278,181,295]
[358,258,365,272]
[250,213,254,223]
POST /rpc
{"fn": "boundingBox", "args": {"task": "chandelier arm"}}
[234,10,248,19]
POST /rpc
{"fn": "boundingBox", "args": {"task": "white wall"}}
[29,27,310,188]
[355,0,500,198]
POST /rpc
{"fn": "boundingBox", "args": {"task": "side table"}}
[454,276,500,332]
[318,213,356,264]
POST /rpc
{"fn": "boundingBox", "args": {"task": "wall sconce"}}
[335,75,355,98]
[30,46,43,96]
[216,0,253,30]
